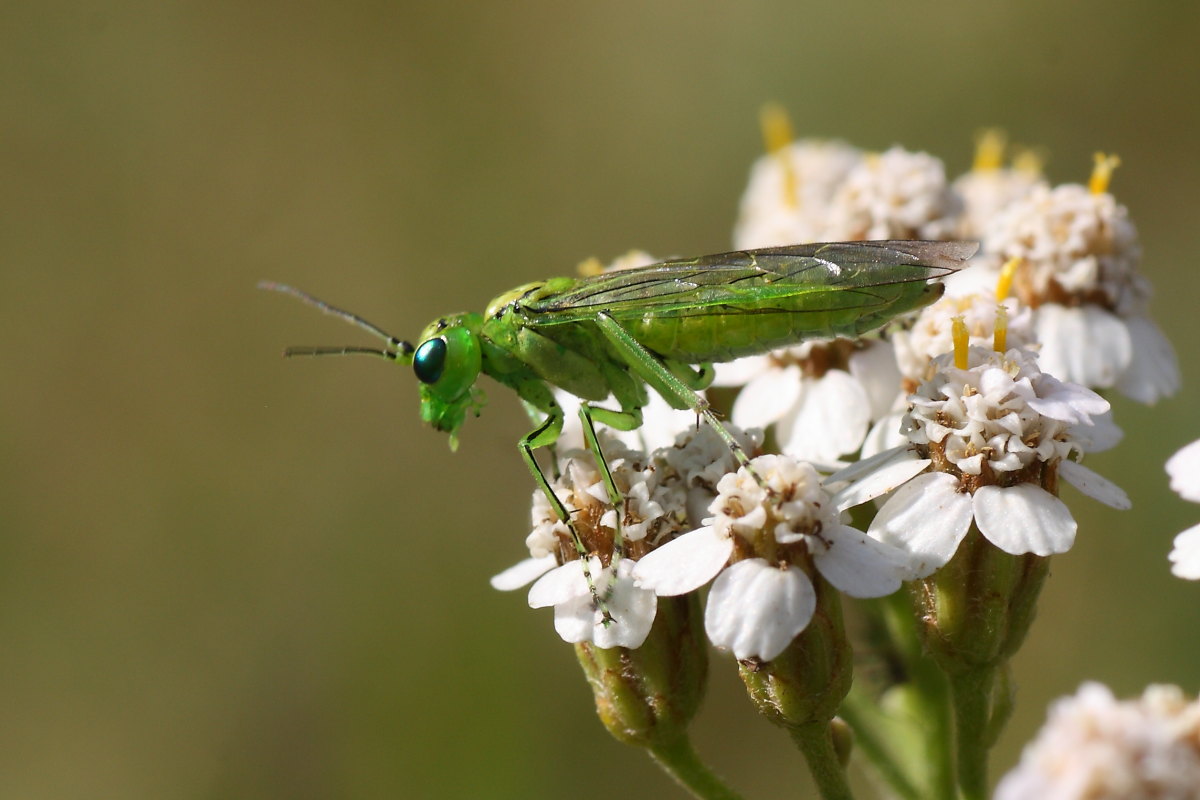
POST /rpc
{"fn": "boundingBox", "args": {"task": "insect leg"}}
[516,389,615,623]
[593,313,764,485]
[577,402,644,600]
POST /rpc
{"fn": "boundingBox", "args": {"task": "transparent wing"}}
[522,240,977,323]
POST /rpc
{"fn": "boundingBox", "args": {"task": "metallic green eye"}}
[413,338,447,384]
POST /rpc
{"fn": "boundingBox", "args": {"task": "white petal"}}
[973,484,1076,556]
[1167,440,1200,503]
[1115,315,1180,405]
[1058,459,1131,510]
[637,393,704,452]
[848,340,903,420]
[860,410,907,459]
[813,524,906,597]
[1169,524,1200,580]
[632,526,733,596]
[490,554,558,591]
[712,355,770,387]
[704,559,815,661]
[826,444,911,485]
[777,370,870,462]
[1034,305,1131,389]
[1069,409,1124,453]
[589,562,658,648]
[731,365,803,429]
[868,472,973,578]
[527,560,587,608]
[548,561,658,648]
[830,456,930,511]
[551,591,600,643]
[1026,377,1109,425]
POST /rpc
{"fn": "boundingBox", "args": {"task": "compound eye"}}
[413,337,447,384]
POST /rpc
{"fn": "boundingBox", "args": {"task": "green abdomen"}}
[624,284,939,362]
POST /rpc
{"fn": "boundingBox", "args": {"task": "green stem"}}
[790,722,855,800]
[882,592,956,800]
[839,688,922,800]
[648,735,745,800]
[950,667,996,800]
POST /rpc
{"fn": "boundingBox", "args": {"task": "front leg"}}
[577,402,644,584]
[516,380,617,623]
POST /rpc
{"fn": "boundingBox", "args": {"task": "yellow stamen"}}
[760,103,799,209]
[995,256,1022,301]
[993,304,1008,353]
[1011,146,1045,176]
[952,315,969,369]
[576,256,605,277]
[972,128,1007,172]
[1089,152,1121,195]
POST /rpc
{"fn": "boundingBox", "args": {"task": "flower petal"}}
[826,443,911,485]
[1034,305,1131,390]
[973,484,1076,556]
[528,560,587,608]
[712,355,770,388]
[589,562,658,648]
[1058,459,1131,510]
[777,370,871,462]
[1167,440,1200,503]
[704,559,815,661]
[831,455,930,511]
[1115,315,1180,405]
[490,554,558,591]
[848,340,903,420]
[813,524,907,597]
[731,364,803,429]
[1169,523,1200,580]
[868,472,973,578]
[633,526,733,596]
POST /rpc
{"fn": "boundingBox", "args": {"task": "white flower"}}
[839,346,1129,578]
[492,423,752,646]
[526,557,657,649]
[634,455,909,660]
[995,682,1200,800]
[983,180,1179,404]
[733,139,862,248]
[823,146,963,241]
[716,338,900,467]
[1166,439,1200,580]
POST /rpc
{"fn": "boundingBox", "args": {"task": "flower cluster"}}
[995,683,1200,800]
[492,424,758,649]
[486,119,1191,800]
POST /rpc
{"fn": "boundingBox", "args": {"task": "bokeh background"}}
[3,1,1199,797]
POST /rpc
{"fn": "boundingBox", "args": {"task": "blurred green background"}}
[2,1,1199,797]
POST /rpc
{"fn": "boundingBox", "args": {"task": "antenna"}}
[258,281,415,361]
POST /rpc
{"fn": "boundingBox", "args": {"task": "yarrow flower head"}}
[981,155,1179,404]
[995,683,1200,800]
[634,454,909,661]
[732,106,862,248]
[491,426,754,649]
[1166,439,1200,580]
[823,145,963,242]
[952,128,1048,239]
[840,341,1130,578]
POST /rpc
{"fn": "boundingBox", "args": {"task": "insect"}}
[261,239,976,619]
